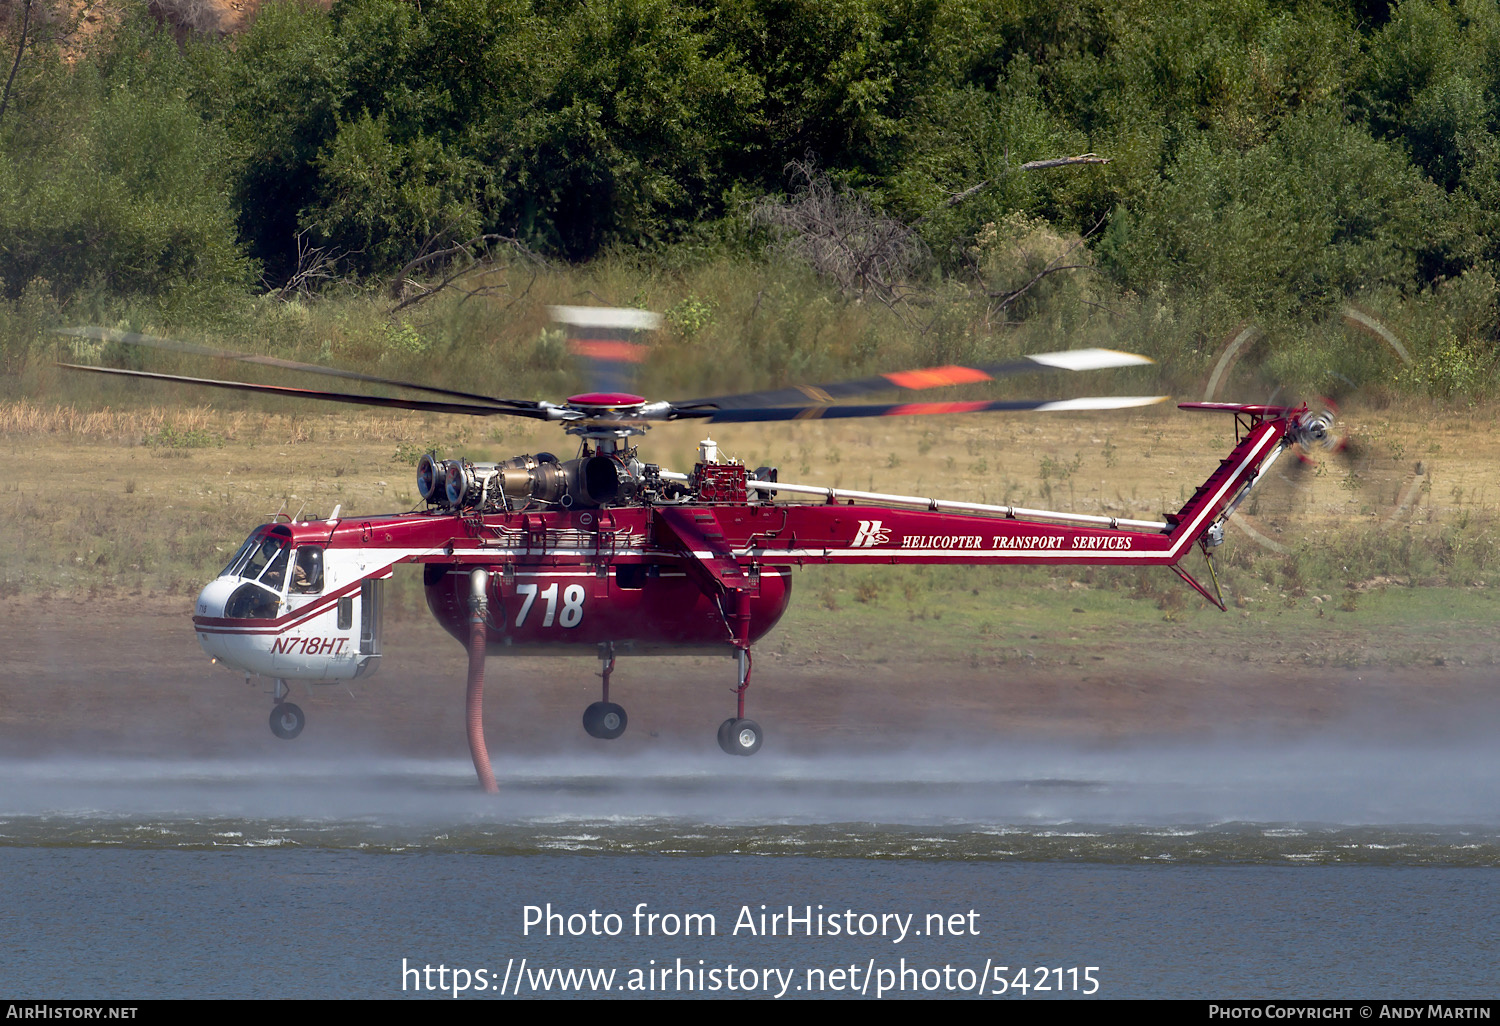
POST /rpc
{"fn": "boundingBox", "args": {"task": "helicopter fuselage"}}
[59,321,1319,765]
[192,404,1294,682]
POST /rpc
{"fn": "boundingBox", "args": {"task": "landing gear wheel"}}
[270,702,305,740]
[582,701,627,740]
[718,718,762,756]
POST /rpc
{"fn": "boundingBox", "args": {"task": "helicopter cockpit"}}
[194,519,382,709]
[212,527,326,619]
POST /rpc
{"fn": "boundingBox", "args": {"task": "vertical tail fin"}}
[1163,403,1297,560]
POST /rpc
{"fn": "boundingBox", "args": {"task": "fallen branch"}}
[988,263,1088,306]
[388,233,548,316]
[266,231,354,300]
[1018,153,1110,171]
[983,215,1108,326]
[917,153,1112,222]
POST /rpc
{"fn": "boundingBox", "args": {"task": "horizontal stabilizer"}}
[1178,402,1296,416]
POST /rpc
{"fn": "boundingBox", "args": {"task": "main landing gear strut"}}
[583,643,628,740]
[658,511,768,756]
[717,646,762,756]
[574,640,763,754]
[575,642,764,754]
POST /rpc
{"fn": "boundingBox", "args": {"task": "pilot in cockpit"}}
[291,547,323,594]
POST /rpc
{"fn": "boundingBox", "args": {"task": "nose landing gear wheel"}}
[717,718,762,756]
[582,701,628,740]
[270,702,305,740]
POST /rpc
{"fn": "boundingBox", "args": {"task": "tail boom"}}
[723,412,1289,572]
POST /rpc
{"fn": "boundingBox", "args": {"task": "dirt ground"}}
[2,592,1497,762]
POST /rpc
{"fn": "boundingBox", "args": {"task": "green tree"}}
[200,0,348,283]
[308,112,484,271]
[1099,110,1476,315]
[490,0,760,257]
[0,18,252,316]
[1354,0,1500,255]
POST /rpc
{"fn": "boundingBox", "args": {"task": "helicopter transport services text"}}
[397,903,1102,997]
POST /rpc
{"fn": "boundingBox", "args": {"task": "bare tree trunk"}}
[0,0,35,126]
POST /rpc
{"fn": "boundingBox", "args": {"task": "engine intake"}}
[582,454,640,505]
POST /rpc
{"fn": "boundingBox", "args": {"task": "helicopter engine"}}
[417,451,657,512]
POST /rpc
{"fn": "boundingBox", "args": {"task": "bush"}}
[1098,111,1476,317]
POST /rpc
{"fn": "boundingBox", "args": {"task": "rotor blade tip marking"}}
[1027,349,1155,372]
[1035,396,1170,412]
[568,339,649,363]
[883,366,994,390]
[549,306,663,331]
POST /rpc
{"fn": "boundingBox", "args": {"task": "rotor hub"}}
[561,393,654,441]
[565,392,647,412]
[1292,404,1340,453]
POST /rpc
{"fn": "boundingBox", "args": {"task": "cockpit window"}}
[220,531,295,617]
[225,582,280,619]
[257,545,290,589]
[227,534,288,582]
[220,536,258,578]
[291,547,324,594]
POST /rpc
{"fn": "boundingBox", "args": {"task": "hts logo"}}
[850,520,893,547]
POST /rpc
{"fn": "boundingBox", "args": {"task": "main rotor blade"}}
[58,364,555,419]
[681,395,1170,423]
[57,327,542,411]
[676,348,1154,411]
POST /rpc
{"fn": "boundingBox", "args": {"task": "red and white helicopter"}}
[61,312,1334,790]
